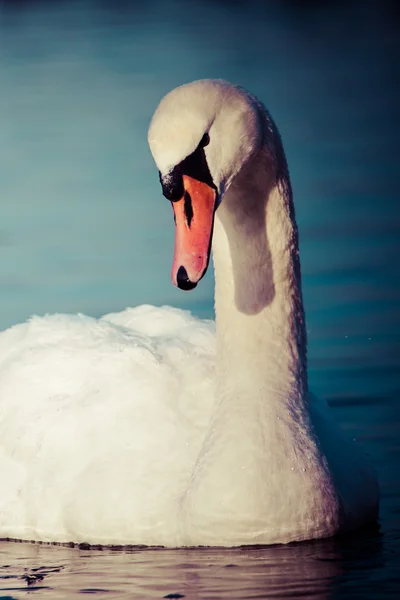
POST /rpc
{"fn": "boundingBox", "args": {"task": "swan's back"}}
[0,306,216,545]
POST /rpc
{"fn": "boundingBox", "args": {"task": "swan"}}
[0,79,378,547]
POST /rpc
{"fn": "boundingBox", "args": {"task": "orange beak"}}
[171,174,217,290]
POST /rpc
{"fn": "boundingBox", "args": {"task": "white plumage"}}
[0,80,378,546]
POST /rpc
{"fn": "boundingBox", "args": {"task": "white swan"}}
[0,79,378,547]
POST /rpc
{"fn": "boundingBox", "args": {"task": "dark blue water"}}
[0,0,399,598]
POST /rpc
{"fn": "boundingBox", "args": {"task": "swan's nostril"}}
[176,266,197,291]
[184,190,193,227]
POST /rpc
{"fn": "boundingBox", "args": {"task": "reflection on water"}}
[0,529,390,599]
[0,0,399,598]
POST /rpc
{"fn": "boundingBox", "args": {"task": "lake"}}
[0,0,399,598]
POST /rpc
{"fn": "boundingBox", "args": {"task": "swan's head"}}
[148,79,263,290]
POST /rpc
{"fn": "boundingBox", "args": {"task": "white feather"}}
[0,80,378,546]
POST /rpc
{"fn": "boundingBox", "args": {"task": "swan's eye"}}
[199,133,210,148]
[178,134,215,189]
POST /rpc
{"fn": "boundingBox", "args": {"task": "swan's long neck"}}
[178,112,338,546]
[212,142,308,417]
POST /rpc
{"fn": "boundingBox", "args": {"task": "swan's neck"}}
[212,145,308,416]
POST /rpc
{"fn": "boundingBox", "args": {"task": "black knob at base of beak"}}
[176,266,197,291]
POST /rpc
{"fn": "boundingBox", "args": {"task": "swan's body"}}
[0,80,378,546]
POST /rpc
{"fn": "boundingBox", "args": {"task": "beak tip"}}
[175,265,198,291]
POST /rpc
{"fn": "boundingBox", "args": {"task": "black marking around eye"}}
[199,132,210,148]
[184,190,193,227]
[159,132,216,203]
[180,145,214,189]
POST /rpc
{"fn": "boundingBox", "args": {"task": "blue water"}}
[0,0,399,598]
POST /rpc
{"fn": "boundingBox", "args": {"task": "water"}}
[0,0,399,597]
[0,530,396,599]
